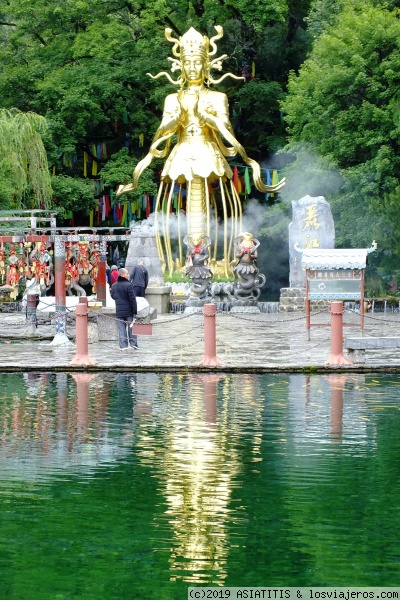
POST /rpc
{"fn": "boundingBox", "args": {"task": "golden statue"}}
[117,26,285,275]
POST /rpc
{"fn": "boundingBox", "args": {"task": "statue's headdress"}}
[147,26,245,87]
[180,27,208,61]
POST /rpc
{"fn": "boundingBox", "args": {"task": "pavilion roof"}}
[301,248,370,270]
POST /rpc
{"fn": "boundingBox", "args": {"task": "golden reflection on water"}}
[134,373,266,585]
[0,370,393,586]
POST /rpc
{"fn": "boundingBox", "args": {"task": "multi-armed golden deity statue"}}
[117,26,285,276]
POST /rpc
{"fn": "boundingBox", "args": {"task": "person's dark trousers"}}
[133,286,145,297]
[117,316,138,348]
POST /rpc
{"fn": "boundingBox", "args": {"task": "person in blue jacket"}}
[129,260,148,298]
[110,268,138,350]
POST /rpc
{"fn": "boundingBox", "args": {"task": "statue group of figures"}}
[0,241,101,300]
[64,242,101,296]
[183,231,265,303]
[0,242,53,300]
[117,25,285,287]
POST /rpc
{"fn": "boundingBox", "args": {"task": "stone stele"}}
[125,221,164,284]
[288,195,335,288]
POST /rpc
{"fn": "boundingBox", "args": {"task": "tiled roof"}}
[301,248,369,270]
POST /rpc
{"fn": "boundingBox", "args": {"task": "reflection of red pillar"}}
[331,387,343,441]
[305,374,310,405]
[198,304,224,367]
[56,373,68,435]
[325,301,353,365]
[72,373,93,435]
[326,375,348,442]
[70,302,96,365]
[201,374,221,423]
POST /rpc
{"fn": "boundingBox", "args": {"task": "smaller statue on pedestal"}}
[232,232,266,301]
[184,233,213,300]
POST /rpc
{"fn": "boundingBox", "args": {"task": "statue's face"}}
[242,233,253,242]
[183,54,205,83]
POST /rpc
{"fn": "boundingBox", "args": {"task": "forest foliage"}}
[0,0,400,286]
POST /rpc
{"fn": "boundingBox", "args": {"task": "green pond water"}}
[0,372,399,599]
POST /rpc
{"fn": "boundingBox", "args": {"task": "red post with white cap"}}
[70,299,96,366]
[198,303,224,367]
[325,301,353,366]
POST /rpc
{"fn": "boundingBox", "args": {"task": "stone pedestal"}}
[230,306,260,313]
[230,297,260,313]
[184,296,206,314]
[146,285,171,315]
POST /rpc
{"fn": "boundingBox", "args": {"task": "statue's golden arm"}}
[116,132,173,196]
[198,95,285,193]
[207,117,285,193]
[117,96,182,196]
[196,95,238,157]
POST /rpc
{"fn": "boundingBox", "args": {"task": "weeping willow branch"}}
[0,108,52,208]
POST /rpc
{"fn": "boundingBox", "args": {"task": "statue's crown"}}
[180,27,208,59]
[150,26,244,87]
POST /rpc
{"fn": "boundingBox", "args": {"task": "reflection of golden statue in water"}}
[117,26,285,276]
[132,373,265,584]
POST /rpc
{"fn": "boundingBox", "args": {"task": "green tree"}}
[0,0,311,210]
[99,148,158,200]
[0,108,52,207]
[50,175,97,217]
[281,1,400,267]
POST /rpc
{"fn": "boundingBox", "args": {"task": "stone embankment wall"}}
[279,287,331,313]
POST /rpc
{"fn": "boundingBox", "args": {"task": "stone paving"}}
[0,306,400,372]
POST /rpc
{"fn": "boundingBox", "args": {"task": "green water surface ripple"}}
[0,372,399,599]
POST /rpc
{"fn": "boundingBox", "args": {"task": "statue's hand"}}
[177,89,184,104]
[176,89,189,123]
[204,103,218,117]
[116,183,134,197]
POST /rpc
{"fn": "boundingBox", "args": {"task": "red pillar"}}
[325,301,353,365]
[198,303,224,367]
[97,260,107,306]
[70,301,96,365]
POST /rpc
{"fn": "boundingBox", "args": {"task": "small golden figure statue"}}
[117,26,285,275]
